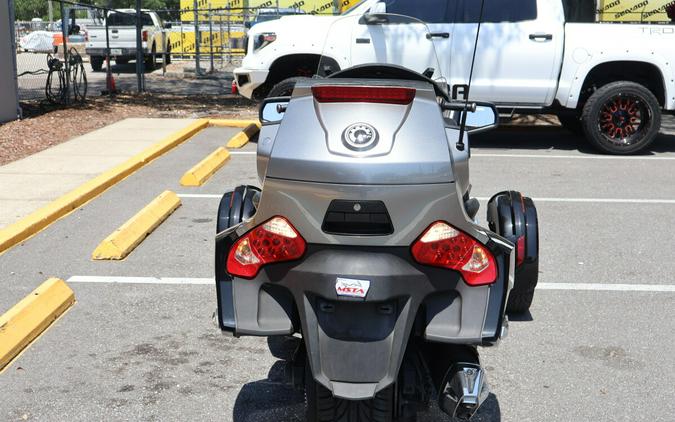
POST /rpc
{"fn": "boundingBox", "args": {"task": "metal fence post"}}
[60,0,70,104]
[193,0,200,76]
[105,9,113,96]
[208,4,214,73]
[135,0,144,92]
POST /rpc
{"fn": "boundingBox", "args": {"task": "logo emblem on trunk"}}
[335,277,370,298]
[343,123,378,151]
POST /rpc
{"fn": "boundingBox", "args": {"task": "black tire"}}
[557,113,583,136]
[306,363,394,422]
[487,191,539,314]
[115,58,129,65]
[268,77,309,98]
[581,81,661,154]
[216,185,260,233]
[90,56,103,72]
[144,45,157,71]
[165,46,172,65]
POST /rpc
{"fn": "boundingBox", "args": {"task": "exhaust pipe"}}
[438,363,489,420]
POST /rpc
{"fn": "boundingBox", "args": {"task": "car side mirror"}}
[259,97,290,124]
[465,103,499,135]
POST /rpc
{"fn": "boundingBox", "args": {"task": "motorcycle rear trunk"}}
[215,78,514,417]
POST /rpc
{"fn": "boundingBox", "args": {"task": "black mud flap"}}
[487,191,539,314]
[215,185,260,331]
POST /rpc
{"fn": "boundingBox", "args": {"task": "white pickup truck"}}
[234,0,675,154]
[85,9,171,72]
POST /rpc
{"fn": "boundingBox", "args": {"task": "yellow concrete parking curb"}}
[92,191,182,260]
[180,147,231,187]
[0,119,209,256]
[0,278,76,372]
[226,123,261,149]
[209,119,260,128]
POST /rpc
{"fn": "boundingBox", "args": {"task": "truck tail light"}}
[227,217,306,279]
[312,86,416,105]
[142,30,148,42]
[411,221,497,286]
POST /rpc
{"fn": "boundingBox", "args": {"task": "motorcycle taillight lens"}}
[227,216,306,279]
[312,86,416,105]
[516,235,525,267]
[411,221,497,286]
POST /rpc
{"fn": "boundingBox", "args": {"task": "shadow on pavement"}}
[472,118,675,155]
[233,360,305,422]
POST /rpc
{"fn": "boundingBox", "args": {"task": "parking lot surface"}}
[1,120,674,421]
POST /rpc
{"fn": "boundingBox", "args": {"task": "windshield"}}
[316,13,446,90]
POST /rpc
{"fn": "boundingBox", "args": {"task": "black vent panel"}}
[321,200,394,236]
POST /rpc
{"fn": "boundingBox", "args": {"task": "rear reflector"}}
[516,236,525,267]
[411,221,497,286]
[312,86,415,105]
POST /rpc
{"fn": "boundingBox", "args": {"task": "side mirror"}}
[465,103,499,134]
[259,96,290,124]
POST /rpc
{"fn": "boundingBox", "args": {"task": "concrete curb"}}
[0,278,76,372]
[226,123,261,149]
[92,191,182,260]
[210,119,260,129]
[180,147,231,187]
[0,119,208,256]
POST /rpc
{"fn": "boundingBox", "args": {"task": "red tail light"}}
[411,222,497,286]
[312,86,415,105]
[227,216,306,279]
[142,30,148,42]
[515,236,525,267]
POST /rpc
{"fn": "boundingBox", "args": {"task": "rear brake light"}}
[411,222,497,286]
[227,216,306,279]
[516,236,525,267]
[142,30,148,42]
[312,86,415,105]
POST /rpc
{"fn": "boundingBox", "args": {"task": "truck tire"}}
[306,365,394,422]
[145,44,157,71]
[268,77,309,98]
[581,81,661,154]
[487,191,539,314]
[90,56,103,72]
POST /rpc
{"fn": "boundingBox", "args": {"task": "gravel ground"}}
[0,94,257,166]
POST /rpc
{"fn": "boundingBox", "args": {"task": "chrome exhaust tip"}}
[438,363,489,420]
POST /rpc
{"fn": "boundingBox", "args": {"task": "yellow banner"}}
[168,30,246,55]
[179,0,361,22]
[598,0,675,22]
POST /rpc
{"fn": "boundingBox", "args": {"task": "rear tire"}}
[581,81,661,154]
[216,185,260,233]
[306,366,394,422]
[145,45,157,71]
[487,191,539,314]
[90,56,103,72]
[268,77,309,98]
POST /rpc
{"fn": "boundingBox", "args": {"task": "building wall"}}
[0,0,20,123]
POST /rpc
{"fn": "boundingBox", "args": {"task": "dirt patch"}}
[0,94,258,166]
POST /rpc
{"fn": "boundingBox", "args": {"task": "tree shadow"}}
[472,120,675,155]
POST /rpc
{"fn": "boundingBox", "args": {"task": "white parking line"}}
[472,153,675,160]
[229,151,256,155]
[67,276,675,292]
[177,194,675,205]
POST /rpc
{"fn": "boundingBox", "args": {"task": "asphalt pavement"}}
[1,121,674,421]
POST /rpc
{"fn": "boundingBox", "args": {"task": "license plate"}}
[110,48,122,56]
[335,277,370,298]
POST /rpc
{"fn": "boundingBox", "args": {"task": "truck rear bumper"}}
[85,47,148,57]
[233,67,269,99]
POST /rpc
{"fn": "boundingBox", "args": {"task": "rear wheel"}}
[268,77,309,98]
[487,191,539,314]
[306,365,394,422]
[144,44,157,71]
[581,81,661,154]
